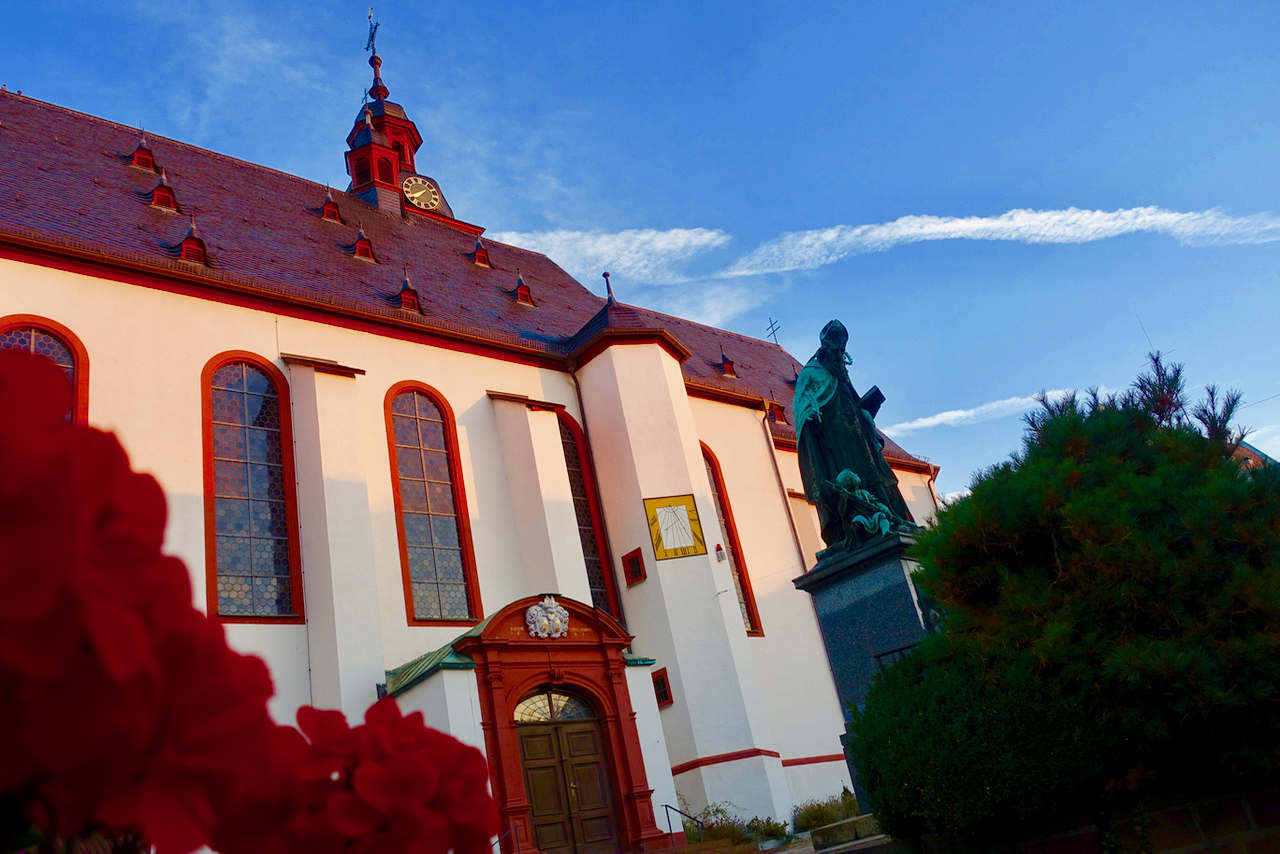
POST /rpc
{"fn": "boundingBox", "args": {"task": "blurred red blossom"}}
[0,349,499,854]
[0,349,274,852]
[214,698,499,854]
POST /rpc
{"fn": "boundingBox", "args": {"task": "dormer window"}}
[322,201,341,222]
[768,402,788,424]
[180,240,205,262]
[354,157,371,187]
[131,147,155,169]
[151,185,176,209]
[180,232,206,263]
[354,238,374,259]
[516,282,533,305]
[473,240,491,267]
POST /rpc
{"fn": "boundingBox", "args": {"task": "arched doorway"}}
[453,595,667,854]
[516,690,620,854]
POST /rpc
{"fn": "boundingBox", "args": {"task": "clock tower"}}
[344,48,460,224]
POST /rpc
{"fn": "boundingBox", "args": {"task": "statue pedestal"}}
[793,532,928,807]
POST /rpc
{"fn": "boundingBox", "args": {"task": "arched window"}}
[354,157,371,186]
[202,354,303,623]
[557,412,619,618]
[0,315,89,423]
[703,444,762,635]
[386,382,481,624]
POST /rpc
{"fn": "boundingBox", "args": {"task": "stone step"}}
[810,814,882,851]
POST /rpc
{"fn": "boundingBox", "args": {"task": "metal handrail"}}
[662,804,705,845]
[492,823,522,854]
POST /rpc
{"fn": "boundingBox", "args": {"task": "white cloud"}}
[639,282,775,329]
[719,206,1280,277]
[885,389,1073,437]
[487,227,731,287]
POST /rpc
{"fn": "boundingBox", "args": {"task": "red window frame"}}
[652,667,673,709]
[384,381,483,626]
[702,443,764,636]
[621,547,647,587]
[0,314,90,424]
[201,352,304,624]
[354,157,371,187]
[556,411,620,618]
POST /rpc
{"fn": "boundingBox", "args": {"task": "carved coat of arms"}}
[525,596,570,639]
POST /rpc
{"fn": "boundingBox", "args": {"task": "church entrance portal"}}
[516,691,620,854]
[453,595,667,854]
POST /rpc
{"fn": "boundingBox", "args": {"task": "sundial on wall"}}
[643,494,708,561]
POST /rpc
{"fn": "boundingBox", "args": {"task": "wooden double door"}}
[519,719,621,854]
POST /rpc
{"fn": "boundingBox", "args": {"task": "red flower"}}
[214,698,499,854]
[0,350,275,852]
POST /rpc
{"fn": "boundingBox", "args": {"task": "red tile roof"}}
[0,91,930,468]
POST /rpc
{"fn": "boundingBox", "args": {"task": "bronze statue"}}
[794,320,913,549]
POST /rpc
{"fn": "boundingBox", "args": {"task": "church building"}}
[0,45,940,853]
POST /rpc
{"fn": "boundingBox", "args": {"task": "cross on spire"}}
[365,8,380,56]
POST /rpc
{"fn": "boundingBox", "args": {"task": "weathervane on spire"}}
[365,8,380,56]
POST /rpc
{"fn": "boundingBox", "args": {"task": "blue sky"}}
[7,2,1280,495]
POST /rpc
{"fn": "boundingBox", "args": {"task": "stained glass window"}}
[558,416,615,617]
[0,325,76,420]
[391,388,474,621]
[210,361,295,618]
[704,447,760,634]
[514,691,595,723]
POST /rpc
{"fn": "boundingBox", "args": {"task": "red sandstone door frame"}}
[454,596,667,854]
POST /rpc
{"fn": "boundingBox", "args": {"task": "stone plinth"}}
[793,532,928,805]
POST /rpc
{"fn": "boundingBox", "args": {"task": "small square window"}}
[622,547,646,587]
[652,667,673,709]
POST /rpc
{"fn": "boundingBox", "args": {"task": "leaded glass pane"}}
[514,694,553,723]
[32,331,72,368]
[403,513,432,546]
[212,362,244,390]
[559,418,613,616]
[706,453,755,632]
[211,362,294,618]
[243,366,272,395]
[392,389,472,621]
[1,326,77,418]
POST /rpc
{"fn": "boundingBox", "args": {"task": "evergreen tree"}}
[851,355,1280,841]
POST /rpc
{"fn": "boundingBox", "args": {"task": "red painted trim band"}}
[781,753,846,768]
[670,747,781,777]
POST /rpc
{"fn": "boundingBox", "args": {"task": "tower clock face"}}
[401,176,440,211]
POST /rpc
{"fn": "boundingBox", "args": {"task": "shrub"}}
[852,355,1280,841]
[792,789,860,832]
[681,799,793,843]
